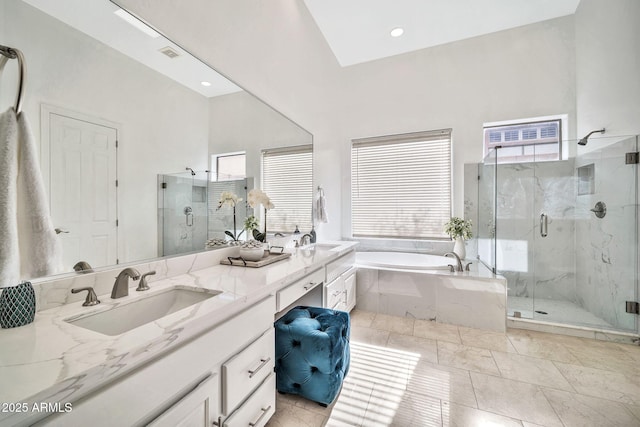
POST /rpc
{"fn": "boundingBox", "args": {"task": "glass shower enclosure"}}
[157,171,253,257]
[157,171,209,257]
[475,136,639,334]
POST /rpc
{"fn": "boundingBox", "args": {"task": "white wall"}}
[5,0,209,266]
[575,0,640,139]
[335,17,576,238]
[119,1,577,241]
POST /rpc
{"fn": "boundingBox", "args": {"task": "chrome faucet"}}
[444,252,463,272]
[111,268,140,299]
[299,233,313,246]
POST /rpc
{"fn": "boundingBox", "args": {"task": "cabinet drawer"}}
[222,328,275,415]
[277,268,324,311]
[325,277,345,310]
[148,374,219,427]
[223,374,275,427]
[326,251,355,283]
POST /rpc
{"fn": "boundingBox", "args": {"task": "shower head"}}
[578,128,605,146]
[185,167,196,176]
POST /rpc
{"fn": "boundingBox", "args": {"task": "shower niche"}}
[467,135,639,334]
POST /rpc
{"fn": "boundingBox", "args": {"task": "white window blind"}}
[351,129,452,239]
[262,145,313,233]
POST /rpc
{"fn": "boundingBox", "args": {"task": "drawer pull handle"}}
[303,282,317,290]
[248,357,271,378]
[248,405,272,427]
[332,290,342,297]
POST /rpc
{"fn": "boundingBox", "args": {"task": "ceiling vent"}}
[159,46,180,59]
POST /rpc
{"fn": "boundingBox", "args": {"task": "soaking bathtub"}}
[355,251,507,332]
[355,251,454,271]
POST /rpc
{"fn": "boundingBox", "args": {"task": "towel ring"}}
[0,44,26,115]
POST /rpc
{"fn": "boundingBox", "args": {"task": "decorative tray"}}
[220,251,291,268]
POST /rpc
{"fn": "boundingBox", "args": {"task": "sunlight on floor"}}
[326,340,435,426]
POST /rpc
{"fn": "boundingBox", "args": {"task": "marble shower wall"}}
[575,136,638,331]
[495,160,577,303]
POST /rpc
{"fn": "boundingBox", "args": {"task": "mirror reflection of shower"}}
[577,128,605,145]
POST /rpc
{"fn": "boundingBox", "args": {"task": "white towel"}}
[0,108,20,286]
[316,188,328,223]
[16,110,62,279]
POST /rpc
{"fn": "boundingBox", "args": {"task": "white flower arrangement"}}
[217,191,242,210]
[247,189,273,242]
[216,191,243,241]
[247,189,274,210]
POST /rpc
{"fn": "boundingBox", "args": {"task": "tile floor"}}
[266,310,640,427]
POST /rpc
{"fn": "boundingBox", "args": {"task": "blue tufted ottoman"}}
[274,306,350,406]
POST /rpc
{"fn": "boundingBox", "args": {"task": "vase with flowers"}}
[247,189,274,243]
[444,217,472,259]
[217,191,244,243]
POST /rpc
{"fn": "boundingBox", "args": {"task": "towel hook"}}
[0,44,26,115]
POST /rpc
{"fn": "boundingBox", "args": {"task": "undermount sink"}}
[65,287,221,336]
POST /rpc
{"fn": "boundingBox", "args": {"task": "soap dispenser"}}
[310,226,316,243]
[294,225,300,234]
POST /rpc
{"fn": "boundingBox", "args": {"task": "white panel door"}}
[49,113,117,270]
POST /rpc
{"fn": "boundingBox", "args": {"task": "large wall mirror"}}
[0,0,313,281]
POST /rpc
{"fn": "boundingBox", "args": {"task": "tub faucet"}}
[111,268,140,299]
[444,252,463,272]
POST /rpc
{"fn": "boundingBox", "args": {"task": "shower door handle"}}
[540,213,548,237]
[184,206,193,226]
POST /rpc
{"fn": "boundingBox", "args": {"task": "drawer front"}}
[223,373,276,427]
[325,276,345,310]
[148,374,219,427]
[277,268,324,311]
[345,270,356,312]
[326,251,356,283]
[222,328,275,414]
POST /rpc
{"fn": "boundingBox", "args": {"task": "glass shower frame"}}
[478,136,639,334]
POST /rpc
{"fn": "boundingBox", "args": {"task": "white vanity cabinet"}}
[148,374,219,427]
[36,296,276,427]
[324,251,357,312]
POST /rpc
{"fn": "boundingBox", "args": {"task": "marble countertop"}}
[0,241,357,424]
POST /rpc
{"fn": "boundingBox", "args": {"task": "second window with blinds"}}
[351,129,452,240]
[262,145,313,234]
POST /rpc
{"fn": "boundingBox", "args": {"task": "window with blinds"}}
[262,145,313,233]
[351,129,452,239]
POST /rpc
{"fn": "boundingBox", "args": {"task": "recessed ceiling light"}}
[200,81,212,87]
[114,9,160,38]
[390,27,404,38]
